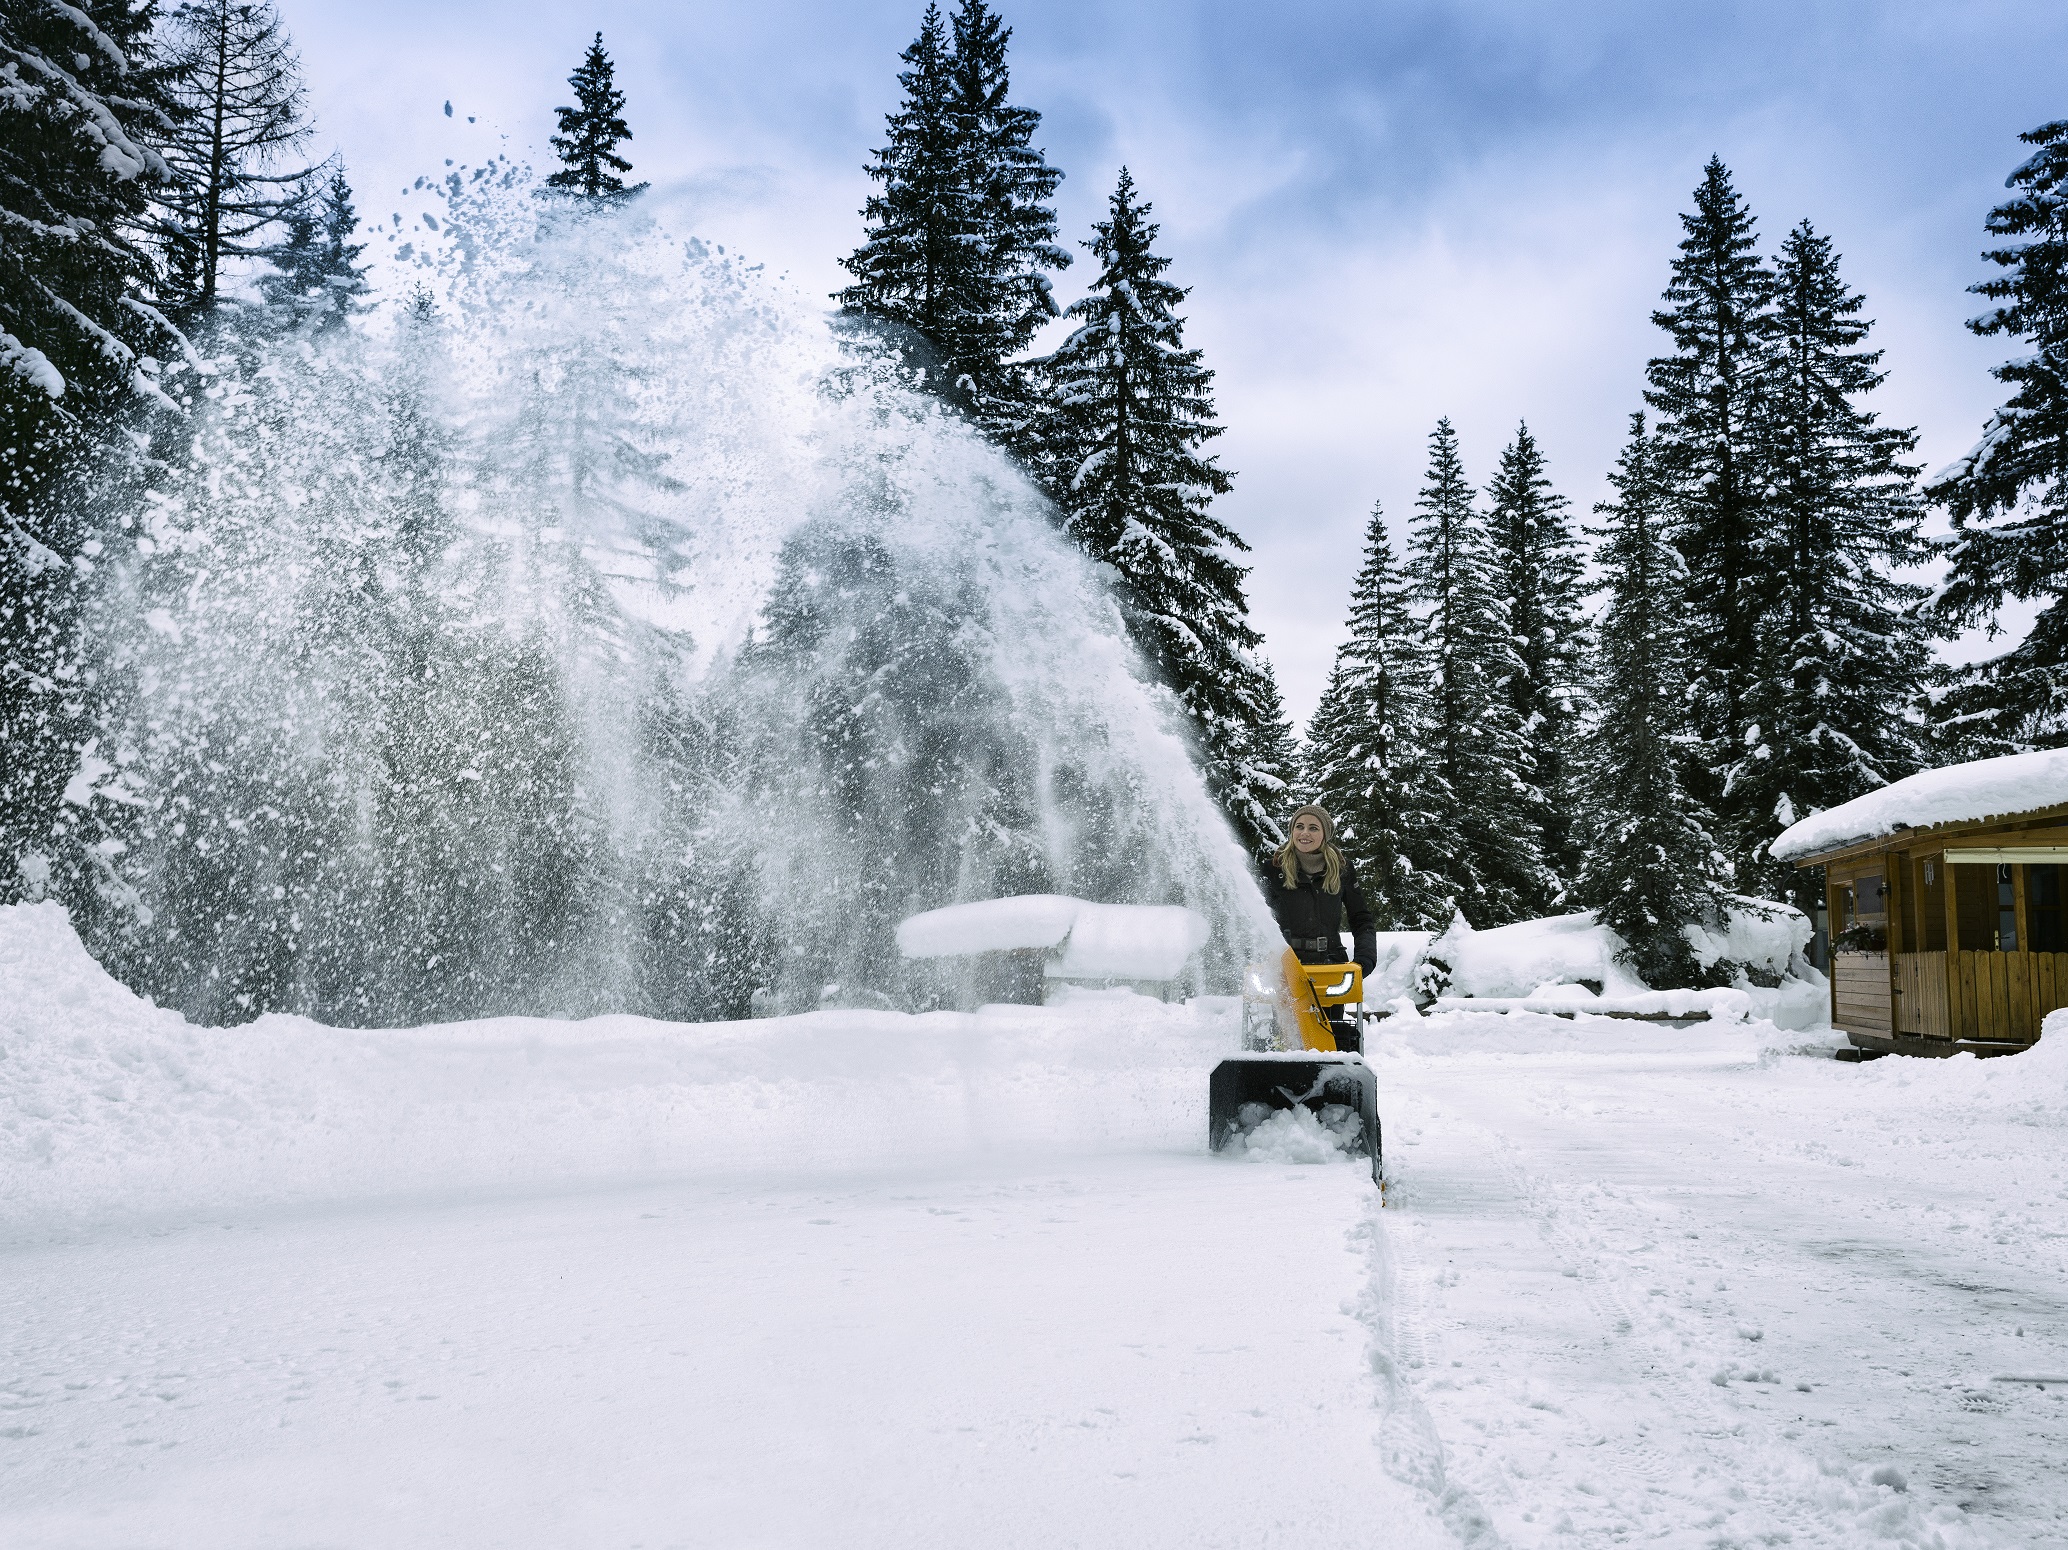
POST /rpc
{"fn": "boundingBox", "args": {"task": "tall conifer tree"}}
[157,0,320,313]
[939,0,1066,440]
[1405,419,1550,925]
[547,34,645,201]
[1486,421,1587,892]
[1576,414,1731,987]
[839,1,1065,444]
[1,0,178,899]
[1304,504,1450,927]
[1930,118,2068,750]
[260,166,369,333]
[835,6,958,360]
[1646,158,1774,865]
[1735,220,1931,906]
[1031,168,1276,851]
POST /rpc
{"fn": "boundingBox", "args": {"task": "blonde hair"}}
[1275,803,1343,894]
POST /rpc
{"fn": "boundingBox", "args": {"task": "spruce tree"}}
[835,6,959,363]
[1929,118,2068,750]
[1646,157,1774,862]
[0,0,177,900]
[1304,504,1450,928]
[838,0,1066,444]
[1734,220,1931,907]
[1576,413,1731,987]
[1231,659,1298,850]
[938,0,1067,440]
[1486,421,1587,892]
[1406,419,1552,925]
[157,0,321,313]
[1031,168,1277,852]
[260,166,369,333]
[547,34,646,201]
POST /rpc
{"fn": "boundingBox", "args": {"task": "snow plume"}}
[61,165,1273,1027]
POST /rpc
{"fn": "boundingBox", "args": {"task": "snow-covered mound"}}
[1408,902,1825,1029]
[0,903,1236,1229]
[1771,748,2068,861]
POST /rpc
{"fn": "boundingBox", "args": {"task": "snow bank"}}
[1433,911,1649,999]
[895,895,1208,981]
[1771,748,2068,861]
[1687,896,1813,973]
[1376,1004,1796,1058]
[1365,931,1432,1003]
[1406,902,1823,1032]
[0,904,1235,1230]
[1432,986,1757,1021]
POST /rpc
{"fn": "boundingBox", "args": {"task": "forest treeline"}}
[823,4,2068,983]
[5,0,2068,997]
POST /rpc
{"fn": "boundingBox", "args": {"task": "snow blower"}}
[1209,948,1381,1185]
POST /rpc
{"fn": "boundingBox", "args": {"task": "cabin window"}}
[1855,875,1886,919]
[2031,864,2064,953]
[1997,864,2019,951]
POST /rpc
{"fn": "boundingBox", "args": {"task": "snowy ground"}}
[6,902,2068,1548]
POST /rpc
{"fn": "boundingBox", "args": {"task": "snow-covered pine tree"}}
[156,0,321,314]
[1486,421,1588,894]
[1733,220,1931,909]
[1929,119,2068,751]
[735,521,1051,1014]
[259,166,369,334]
[937,0,1067,443]
[1406,419,1553,924]
[1031,168,1278,853]
[838,1,1066,446]
[546,33,646,201]
[1576,413,1732,987]
[1646,157,1775,867]
[1230,658,1297,851]
[835,5,960,367]
[0,0,178,900]
[1303,503,1451,928]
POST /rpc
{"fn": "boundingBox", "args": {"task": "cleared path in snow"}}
[9,902,2068,1547]
[1372,1033,2068,1548]
[0,1154,1449,1550]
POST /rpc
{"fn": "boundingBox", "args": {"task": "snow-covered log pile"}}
[1771,748,2068,861]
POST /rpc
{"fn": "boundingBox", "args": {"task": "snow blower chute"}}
[1209,948,1382,1185]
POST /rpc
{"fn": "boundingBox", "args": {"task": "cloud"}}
[289,0,2068,724]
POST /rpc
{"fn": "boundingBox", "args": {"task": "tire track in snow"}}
[1373,1053,2019,1549]
[1353,1147,1509,1550]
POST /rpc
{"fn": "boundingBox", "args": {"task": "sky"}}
[289,0,2068,727]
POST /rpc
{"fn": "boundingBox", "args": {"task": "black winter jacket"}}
[1259,850,1378,971]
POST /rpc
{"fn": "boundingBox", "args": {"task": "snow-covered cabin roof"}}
[1770,749,2068,863]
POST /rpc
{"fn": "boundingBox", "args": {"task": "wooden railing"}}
[1833,950,1891,1035]
[1891,950,2068,1045]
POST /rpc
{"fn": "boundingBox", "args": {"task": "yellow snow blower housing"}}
[1209,951,1381,1185]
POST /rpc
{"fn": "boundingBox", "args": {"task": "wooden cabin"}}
[1773,750,2068,1059]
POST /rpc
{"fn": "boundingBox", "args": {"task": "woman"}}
[1261,803,1378,1049]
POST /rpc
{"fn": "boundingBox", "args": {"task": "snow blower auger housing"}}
[1210,949,1382,1185]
